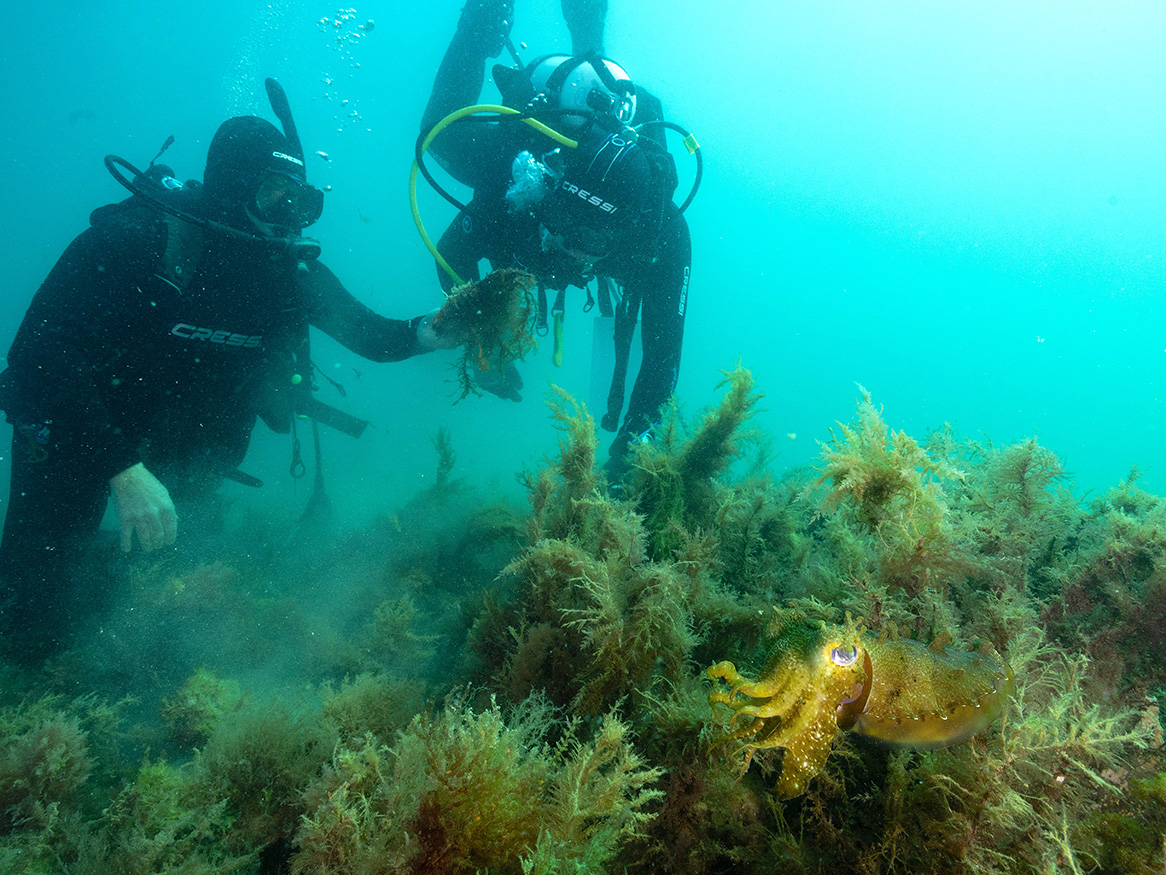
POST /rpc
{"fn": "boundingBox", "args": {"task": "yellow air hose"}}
[552,311,565,367]
[408,104,578,286]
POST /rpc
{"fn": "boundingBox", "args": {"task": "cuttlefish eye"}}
[830,644,860,667]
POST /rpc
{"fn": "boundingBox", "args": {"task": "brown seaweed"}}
[431,268,538,399]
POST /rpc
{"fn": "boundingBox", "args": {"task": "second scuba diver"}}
[419,0,696,477]
[0,80,461,663]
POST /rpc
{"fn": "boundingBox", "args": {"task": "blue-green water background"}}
[2,0,1164,527]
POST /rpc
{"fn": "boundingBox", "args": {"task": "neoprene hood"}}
[203,116,308,204]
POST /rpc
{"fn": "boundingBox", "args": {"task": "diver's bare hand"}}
[110,462,178,552]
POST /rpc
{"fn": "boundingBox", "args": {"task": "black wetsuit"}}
[421,30,692,461]
[0,196,426,655]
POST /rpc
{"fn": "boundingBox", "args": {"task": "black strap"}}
[595,275,614,317]
[543,53,591,99]
[603,283,641,432]
[219,467,263,488]
[535,282,549,336]
[542,51,635,109]
[289,418,306,479]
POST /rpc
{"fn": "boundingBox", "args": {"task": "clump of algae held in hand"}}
[431,268,538,399]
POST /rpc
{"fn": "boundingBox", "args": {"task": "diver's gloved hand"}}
[457,0,515,58]
[110,462,178,553]
[416,309,460,351]
[475,361,523,402]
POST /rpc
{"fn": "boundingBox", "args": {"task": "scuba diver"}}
[0,80,459,664]
[419,0,696,476]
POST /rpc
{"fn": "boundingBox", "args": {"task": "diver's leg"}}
[0,429,110,665]
[562,0,608,55]
[613,214,691,469]
[421,0,515,187]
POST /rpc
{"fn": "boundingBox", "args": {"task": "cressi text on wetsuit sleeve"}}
[296,260,428,361]
[3,212,166,481]
[617,202,691,445]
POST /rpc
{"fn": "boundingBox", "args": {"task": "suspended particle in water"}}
[316,150,331,161]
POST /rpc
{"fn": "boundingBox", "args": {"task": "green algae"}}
[160,668,242,748]
[291,692,663,874]
[1,370,1163,874]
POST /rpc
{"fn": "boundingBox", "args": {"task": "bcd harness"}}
[152,209,369,490]
[533,273,641,432]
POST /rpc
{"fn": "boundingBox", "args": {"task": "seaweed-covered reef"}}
[1,367,1163,873]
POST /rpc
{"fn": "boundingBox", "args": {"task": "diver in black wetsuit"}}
[0,85,457,662]
[421,0,692,474]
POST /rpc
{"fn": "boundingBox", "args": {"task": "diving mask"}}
[253,171,324,231]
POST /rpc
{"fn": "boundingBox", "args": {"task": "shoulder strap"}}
[157,211,204,292]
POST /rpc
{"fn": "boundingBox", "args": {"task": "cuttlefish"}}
[707,607,1015,798]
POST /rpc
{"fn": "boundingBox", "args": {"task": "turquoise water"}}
[1,5,1164,870]
[0,0,1163,514]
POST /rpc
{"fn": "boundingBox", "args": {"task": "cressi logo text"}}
[560,181,618,213]
[271,151,305,167]
[170,323,262,348]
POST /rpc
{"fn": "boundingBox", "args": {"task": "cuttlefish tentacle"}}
[709,651,807,710]
[707,609,869,797]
